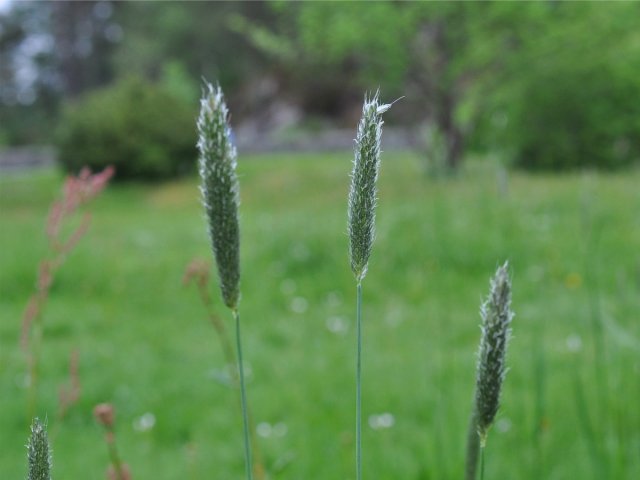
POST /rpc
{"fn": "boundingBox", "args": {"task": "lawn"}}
[1,152,639,479]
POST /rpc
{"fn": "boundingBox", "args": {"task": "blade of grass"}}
[356,281,363,480]
[234,309,253,480]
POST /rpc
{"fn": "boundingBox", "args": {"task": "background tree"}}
[484,2,640,170]
[284,2,522,170]
[2,1,640,172]
[0,0,121,144]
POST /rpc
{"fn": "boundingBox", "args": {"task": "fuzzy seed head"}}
[474,261,514,442]
[197,82,240,310]
[348,91,391,281]
[27,418,52,480]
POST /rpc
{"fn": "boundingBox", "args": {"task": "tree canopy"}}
[2,1,640,171]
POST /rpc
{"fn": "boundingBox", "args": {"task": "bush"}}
[56,77,197,181]
[504,65,640,171]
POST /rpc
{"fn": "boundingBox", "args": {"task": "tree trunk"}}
[445,123,464,170]
[436,91,465,171]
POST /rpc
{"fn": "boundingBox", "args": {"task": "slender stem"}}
[197,283,237,372]
[105,429,126,480]
[532,320,546,479]
[222,329,267,480]
[27,316,43,422]
[465,410,480,480]
[196,286,266,479]
[233,309,253,480]
[480,444,486,480]
[572,370,602,477]
[356,281,363,480]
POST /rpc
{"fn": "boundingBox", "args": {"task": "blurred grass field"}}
[1,152,639,479]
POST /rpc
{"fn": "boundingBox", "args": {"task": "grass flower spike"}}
[466,262,514,480]
[348,91,392,282]
[347,91,392,480]
[27,418,52,480]
[475,261,513,443]
[198,81,253,480]
[197,82,240,310]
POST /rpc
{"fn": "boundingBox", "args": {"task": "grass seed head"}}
[348,91,392,282]
[197,82,240,310]
[475,261,514,444]
[27,418,52,480]
[94,403,115,429]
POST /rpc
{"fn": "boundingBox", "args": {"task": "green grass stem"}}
[465,410,479,480]
[572,370,604,479]
[531,319,546,478]
[356,281,363,480]
[106,438,125,480]
[234,309,253,480]
[26,319,43,422]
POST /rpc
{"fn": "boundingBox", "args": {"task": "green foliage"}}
[292,2,640,171]
[288,2,526,169]
[6,1,640,173]
[159,61,199,106]
[486,3,640,170]
[295,2,414,94]
[506,66,640,170]
[112,3,271,93]
[55,77,197,181]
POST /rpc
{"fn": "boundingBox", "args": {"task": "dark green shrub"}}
[505,65,640,171]
[56,77,197,181]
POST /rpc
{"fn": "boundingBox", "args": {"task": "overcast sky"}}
[0,0,12,15]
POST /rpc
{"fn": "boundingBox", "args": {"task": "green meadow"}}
[1,152,639,479]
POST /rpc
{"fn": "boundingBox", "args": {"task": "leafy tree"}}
[283,1,522,170]
[0,0,122,144]
[0,2,267,145]
[0,2,57,144]
[112,2,275,114]
[486,2,640,170]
